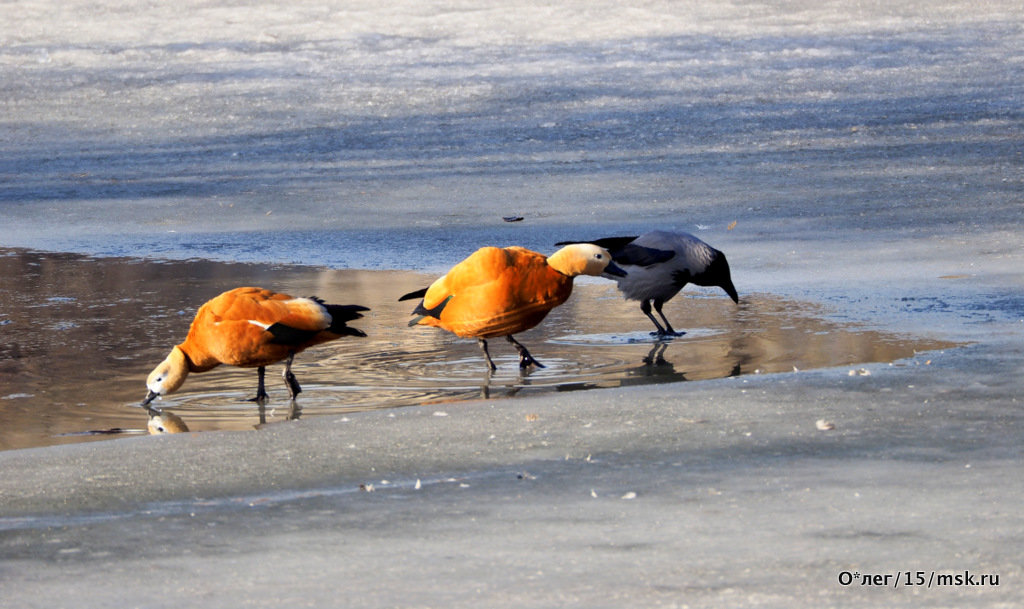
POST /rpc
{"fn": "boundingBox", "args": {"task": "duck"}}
[557,230,738,336]
[399,244,625,371]
[141,287,368,407]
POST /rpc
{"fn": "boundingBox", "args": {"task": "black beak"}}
[141,390,159,408]
[722,279,739,304]
[604,261,628,277]
[706,251,738,303]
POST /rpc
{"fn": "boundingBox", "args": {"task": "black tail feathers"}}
[398,287,428,302]
[324,304,369,336]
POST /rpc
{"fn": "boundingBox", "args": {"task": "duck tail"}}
[324,304,370,336]
[398,287,428,302]
[408,295,452,326]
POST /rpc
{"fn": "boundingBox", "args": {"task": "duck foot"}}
[507,335,545,369]
[248,366,270,405]
[282,354,302,400]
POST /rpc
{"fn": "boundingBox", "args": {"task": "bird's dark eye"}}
[596,254,603,260]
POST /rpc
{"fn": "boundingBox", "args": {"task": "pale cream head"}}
[148,409,190,434]
[547,243,620,277]
[146,346,190,398]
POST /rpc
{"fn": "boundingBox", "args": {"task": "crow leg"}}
[640,300,669,336]
[653,299,685,337]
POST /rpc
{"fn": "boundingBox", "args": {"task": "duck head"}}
[547,244,627,278]
[141,346,190,406]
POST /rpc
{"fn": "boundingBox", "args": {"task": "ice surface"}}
[2,1,1021,253]
[1,3,1023,607]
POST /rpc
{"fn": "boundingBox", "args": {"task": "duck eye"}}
[596,254,604,260]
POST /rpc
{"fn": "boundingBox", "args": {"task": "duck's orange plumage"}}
[401,244,625,370]
[417,246,575,338]
[142,287,368,406]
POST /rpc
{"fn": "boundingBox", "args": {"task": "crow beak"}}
[604,261,628,277]
[722,279,739,304]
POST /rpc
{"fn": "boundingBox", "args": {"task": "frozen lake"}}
[1,0,1020,270]
[1,2,1023,608]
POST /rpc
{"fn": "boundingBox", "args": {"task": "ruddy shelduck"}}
[141,287,368,407]
[399,244,625,370]
[558,230,738,336]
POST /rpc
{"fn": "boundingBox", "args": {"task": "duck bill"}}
[604,261,628,277]
[140,390,159,408]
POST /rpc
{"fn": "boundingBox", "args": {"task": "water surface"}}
[0,248,955,451]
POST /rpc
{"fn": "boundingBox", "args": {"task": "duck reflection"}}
[256,399,302,427]
[479,366,535,399]
[146,408,190,434]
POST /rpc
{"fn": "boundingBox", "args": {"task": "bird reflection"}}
[621,341,687,384]
[146,408,190,434]
[479,366,533,399]
[256,399,302,427]
[643,342,670,366]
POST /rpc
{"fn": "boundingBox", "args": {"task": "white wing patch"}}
[285,297,331,329]
[239,299,330,331]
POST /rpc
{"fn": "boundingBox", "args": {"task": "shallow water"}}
[0,248,956,451]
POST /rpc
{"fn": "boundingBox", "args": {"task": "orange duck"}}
[399,244,625,370]
[141,287,368,407]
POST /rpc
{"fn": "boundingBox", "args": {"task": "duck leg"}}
[282,353,302,400]
[507,335,545,369]
[478,338,498,372]
[249,366,270,404]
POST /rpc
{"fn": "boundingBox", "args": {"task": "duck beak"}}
[141,390,159,407]
[604,261,628,277]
